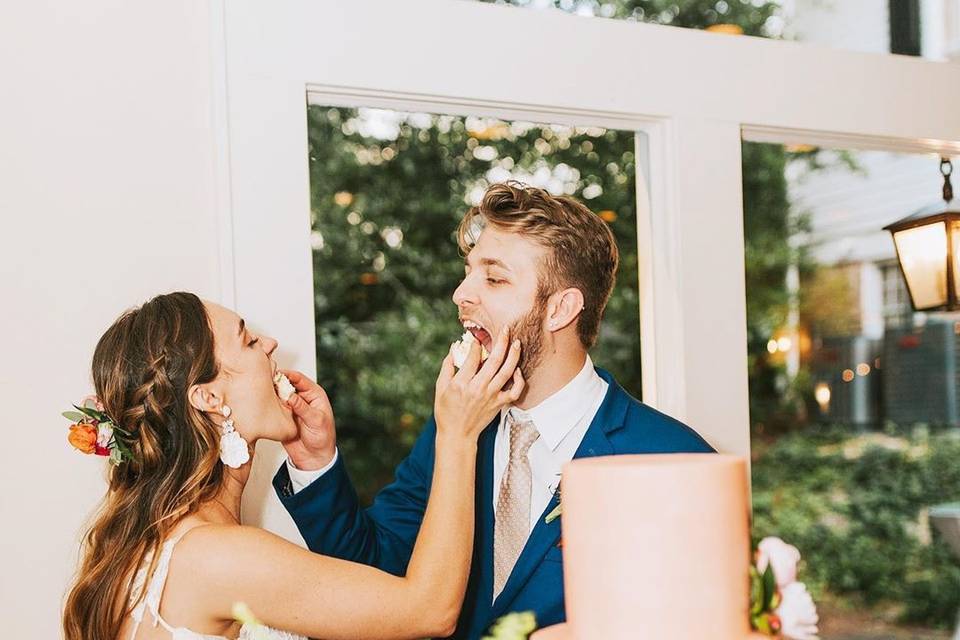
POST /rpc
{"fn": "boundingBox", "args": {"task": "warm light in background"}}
[883,158,959,311]
[890,222,948,308]
[705,24,744,36]
[841,369,855,383]
[814,382,831,414]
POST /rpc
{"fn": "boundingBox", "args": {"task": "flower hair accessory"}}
[64,396,133,466]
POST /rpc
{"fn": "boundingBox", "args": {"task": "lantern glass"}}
[892,221,948,309]
[953,220,960,302]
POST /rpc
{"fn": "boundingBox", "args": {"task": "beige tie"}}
[493,415,540,599]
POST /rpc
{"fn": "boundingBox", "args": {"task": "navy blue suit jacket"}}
[273,368,714,639]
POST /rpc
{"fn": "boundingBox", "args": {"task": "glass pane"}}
[893,222,948,309]
[744,143,960,636]
[952,219,960,302]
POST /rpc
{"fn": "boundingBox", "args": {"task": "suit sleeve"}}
[272,417,437,576]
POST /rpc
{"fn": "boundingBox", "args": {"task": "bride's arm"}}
[187,335,522,639]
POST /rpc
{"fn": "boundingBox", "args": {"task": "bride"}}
[63,291,523,640]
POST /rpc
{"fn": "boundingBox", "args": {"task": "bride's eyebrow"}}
[237,318,245,337]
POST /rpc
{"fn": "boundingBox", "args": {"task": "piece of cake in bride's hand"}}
[451,329,491,369]
[274,371,296,401]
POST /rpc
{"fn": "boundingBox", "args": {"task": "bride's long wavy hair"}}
[63,292,225,640]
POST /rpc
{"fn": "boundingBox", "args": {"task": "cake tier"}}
[555,453,752,640]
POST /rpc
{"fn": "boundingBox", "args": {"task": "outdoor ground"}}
[819,598,955,639]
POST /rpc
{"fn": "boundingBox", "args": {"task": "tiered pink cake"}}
[532,454,759,640]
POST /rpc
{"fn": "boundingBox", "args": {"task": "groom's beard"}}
[507,292,549,382]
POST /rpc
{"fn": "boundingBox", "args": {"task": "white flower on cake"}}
[451,327,490,369]
[756,536,801,588]
[273,371,296,402]
[751,536,819,640]
[776,582,819,640]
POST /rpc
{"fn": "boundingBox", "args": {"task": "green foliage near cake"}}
[482,612,537,640]
[752,424,960,627]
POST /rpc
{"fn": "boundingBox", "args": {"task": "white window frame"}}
[212,0,960,527]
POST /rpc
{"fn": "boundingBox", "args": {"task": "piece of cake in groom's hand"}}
[451,326,490,369]
[274,370,296,401]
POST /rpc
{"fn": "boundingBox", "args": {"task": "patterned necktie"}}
[493,414,540,599]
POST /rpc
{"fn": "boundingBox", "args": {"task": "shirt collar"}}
[507,355,603,451]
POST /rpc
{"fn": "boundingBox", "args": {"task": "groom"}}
[273,182,714,638]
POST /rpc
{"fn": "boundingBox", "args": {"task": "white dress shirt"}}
[493,355,607,533]
[287,356,609,537]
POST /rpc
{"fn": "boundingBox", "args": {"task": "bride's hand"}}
[280,369,337,470]
[434,330,524,442]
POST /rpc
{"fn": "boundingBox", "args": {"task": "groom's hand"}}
[280,369,337,471]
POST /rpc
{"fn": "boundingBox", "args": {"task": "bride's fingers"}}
[453,340,483,382]
[476,329,510,383]
[496,368,525,405]
[436,351,455,390]
[489,339,521,391]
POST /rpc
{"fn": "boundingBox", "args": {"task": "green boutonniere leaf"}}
[544,503,562,524]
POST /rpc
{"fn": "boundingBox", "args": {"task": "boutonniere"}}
[545,476,562,523]
[544,481,563,548]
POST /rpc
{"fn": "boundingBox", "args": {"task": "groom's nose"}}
[452,276,477,308]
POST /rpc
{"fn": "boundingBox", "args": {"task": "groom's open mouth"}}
[462,319,493,352]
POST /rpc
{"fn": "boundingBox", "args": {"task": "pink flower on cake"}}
[756,536,801,588]
[750,536,819,639]
[776,582,819,640]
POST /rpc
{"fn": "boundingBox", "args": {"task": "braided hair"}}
[63,292,224,640]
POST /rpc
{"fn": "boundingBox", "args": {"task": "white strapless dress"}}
[127,532,307,640]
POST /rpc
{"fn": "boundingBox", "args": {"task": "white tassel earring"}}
[218,404,250,468]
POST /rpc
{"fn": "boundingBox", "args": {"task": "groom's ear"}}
[188,384,222,414]
[546,287,586,333]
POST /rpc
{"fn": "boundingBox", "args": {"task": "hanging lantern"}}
[884,158,960,311]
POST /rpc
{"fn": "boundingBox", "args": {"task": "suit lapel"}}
[474,418,499,614]
[488,369,628,618]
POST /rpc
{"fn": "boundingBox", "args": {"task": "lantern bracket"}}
[943,157,954,203]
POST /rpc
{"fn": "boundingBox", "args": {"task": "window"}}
[307,105,643,498]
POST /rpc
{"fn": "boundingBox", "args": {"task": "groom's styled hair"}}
[457,181,620,349]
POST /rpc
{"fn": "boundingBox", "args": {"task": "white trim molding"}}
[218,1,960,525]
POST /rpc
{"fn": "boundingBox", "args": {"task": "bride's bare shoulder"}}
[172,524,306,579]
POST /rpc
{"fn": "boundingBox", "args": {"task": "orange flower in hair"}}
[68,423,97,454]
[63,396,133,466]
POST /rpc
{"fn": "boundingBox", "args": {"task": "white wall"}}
[0,2,221,636]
